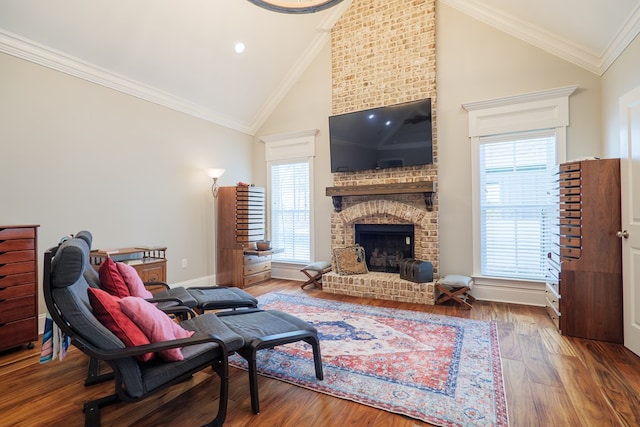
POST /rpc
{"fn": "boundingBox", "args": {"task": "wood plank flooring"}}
[1,279,639,426]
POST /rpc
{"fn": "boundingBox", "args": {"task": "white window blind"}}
[479,130,556,280]
[270,160,311,263]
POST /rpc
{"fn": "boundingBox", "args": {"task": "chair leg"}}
[83,394,120,427]
[236,347,262,414]
[304,336,324,380]
[204,357,230,427]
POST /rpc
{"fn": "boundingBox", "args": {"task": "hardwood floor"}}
[2,279,639,426]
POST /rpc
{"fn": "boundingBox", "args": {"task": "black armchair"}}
[74,230,259,313]
[43,236,245,426]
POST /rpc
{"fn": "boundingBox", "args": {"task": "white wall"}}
[255,3,603,291]
[435,4,602,280]
[0,52,254,317]
[602,33,640,156]
[253,41,335,265]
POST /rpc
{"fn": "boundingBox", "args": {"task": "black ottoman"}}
[217,309,323,414]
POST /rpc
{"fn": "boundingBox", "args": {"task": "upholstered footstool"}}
[300,261,332,289]
[217,309,323,414]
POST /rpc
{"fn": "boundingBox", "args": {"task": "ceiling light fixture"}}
[246,0,344,14]
[234,42,246,54]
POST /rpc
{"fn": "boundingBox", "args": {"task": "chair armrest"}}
[159,305,197,319]
[72,332,230,361]
[144,281,170,291]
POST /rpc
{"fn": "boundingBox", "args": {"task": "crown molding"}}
[0,29,253,134]
[439,0,640,76]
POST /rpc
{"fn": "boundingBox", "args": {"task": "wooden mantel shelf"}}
[325,181,435,212]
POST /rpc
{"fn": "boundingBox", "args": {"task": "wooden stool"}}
[300,261,332,289]
[436,275,475,309]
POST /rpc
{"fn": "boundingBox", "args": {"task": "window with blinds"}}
[270,160,311,263]
[479,130,557,280]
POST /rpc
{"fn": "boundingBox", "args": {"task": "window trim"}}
[463,86,576,287]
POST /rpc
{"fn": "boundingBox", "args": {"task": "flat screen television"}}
[329,98,433,173]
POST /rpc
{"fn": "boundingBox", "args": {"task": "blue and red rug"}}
[229,292,509,427]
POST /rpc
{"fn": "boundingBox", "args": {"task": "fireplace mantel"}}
[326,181,435,212]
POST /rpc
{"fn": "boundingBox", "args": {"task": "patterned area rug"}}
[229,292,509,427]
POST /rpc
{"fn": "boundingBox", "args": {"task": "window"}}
[479,131,556,280]
[270,160,311,263]
[464,85,575,288]
[261,129,317,265]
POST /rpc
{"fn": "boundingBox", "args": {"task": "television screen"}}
[329,98,433,173]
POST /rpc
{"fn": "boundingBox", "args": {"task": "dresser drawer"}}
[545,282,560,310]
[0,317,38,351]
[0,295,36,323]
[243,270,271,287]
[244,254,271,264]
[545,304,561,330]
[0,227,36,240]
[560,236,581,248]
[0,283,35,300]
[0,261,35,276]
[559,162,580,172]
[0,239,35,252]
[0,250,35,264]
[560,171,581,180]
[559,225,581,237]
[244,260,271,276]
[0,272,36,288]
[560,247,581,259]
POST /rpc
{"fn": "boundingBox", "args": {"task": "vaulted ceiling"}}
[1,0,638,135]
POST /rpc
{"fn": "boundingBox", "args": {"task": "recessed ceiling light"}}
[234,42,246,54]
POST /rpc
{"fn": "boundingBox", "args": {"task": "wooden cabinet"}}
[0,225,39,351]
[217,185,271,288]
[546,159,623,343]
[90,247,167,283]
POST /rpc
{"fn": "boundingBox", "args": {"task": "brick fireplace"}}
[324,0,438,305]
[323,193,437,305]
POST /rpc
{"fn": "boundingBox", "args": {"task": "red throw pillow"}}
[87,287,154,362]
[98,257,130,298]
[116,262,154,299]
[119,296,195,362]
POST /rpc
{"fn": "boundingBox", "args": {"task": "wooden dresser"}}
[545,159,623,343]
[0,225,39,351]
[217,185,272,288]
[89,247,167,283]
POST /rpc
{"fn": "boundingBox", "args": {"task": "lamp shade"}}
[206,168,226,179]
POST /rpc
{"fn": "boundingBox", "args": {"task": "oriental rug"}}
[229,292,509,427]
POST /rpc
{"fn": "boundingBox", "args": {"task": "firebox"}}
[355,224,414,273]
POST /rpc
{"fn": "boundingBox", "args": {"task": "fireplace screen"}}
[355,224,414,273]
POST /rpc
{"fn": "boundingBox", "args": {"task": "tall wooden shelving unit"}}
[217,185,272,288]
[545,158,623,343]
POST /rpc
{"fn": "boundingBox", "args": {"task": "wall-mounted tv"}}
[329,98,433,173]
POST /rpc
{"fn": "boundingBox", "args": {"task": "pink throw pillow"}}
[116,262,154,299]
[118,296,195,361]
[87,288,154,362]
[98,257,130,298]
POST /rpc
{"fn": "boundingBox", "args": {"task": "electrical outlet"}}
[181,258,188,269]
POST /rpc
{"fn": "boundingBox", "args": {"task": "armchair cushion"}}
[87,287,154,362]
[98,257,130,298]
[119,296,195,361]
[116,262,154,299]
